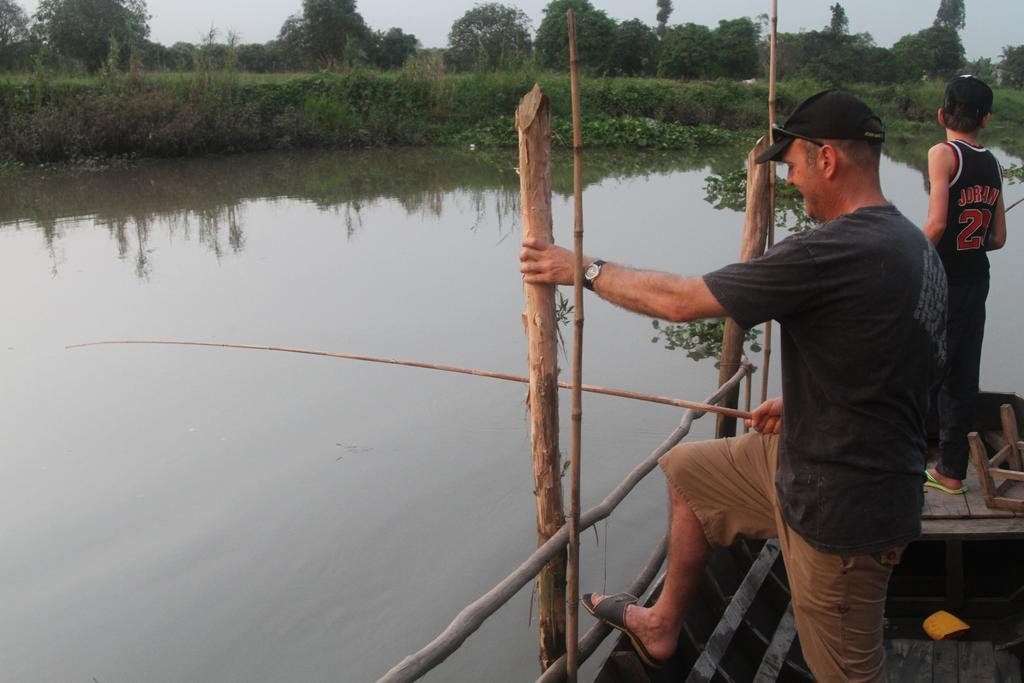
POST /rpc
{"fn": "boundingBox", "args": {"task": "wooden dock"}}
[886,639,1022,682]
[921,465,1024,540]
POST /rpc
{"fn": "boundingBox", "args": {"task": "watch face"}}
[585,263,600,280]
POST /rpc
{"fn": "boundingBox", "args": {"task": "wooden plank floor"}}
[921,458,1024,540]
[886,639,1022,682]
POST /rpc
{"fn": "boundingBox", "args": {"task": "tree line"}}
[0,0,419,73]
[0,0,1022,86]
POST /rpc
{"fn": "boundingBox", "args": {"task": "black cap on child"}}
[943,74,993,119]
[755,89,886,164]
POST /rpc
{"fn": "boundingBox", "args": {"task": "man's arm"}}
[923,143,955,246]
[987,193,1007,251]
[519,239,727,322]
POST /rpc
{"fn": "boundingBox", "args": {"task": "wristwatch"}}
[583,259,606,291]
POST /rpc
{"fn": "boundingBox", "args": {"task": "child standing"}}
[925,75,1007,494]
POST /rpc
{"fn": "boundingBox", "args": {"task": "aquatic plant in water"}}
[650,318,762,365]
[1005,164,1022,185]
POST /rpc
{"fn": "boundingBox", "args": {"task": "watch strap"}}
[584,259,607,290]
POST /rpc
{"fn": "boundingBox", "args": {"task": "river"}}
[1,139,1021,682]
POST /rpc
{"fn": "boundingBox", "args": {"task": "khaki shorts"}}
[659,433,902,682]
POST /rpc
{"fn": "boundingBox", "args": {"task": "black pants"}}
[935,281,989,481]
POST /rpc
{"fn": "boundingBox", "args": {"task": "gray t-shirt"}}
[704,205,947,555]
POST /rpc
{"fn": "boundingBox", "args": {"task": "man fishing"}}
[519,90,947,680]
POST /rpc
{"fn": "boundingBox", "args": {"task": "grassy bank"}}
[2,70,1022,164]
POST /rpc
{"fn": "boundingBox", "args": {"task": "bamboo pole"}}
[566,9,584,682]
[516,83,567,671]
[715,137,772,438]
[761,0,779,405]
[66,340,752,419]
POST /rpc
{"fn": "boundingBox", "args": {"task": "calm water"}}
[1,141,1021,682]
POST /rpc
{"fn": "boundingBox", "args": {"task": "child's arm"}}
[987,193,1006,250]
[924,143,955,246]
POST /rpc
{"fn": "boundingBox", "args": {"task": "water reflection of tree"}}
[92,206,245,279]
[195,205,245,258]
[466,187,520,236]
[105,217,153,280]
[0,145,753,278]
[703,169,814,232]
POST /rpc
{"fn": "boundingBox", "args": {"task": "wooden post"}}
[517,84,567,671]
[716,137,772,437]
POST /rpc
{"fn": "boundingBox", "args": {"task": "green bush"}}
[2,70,1022,164]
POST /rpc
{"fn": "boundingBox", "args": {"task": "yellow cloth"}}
[923,610,971,640]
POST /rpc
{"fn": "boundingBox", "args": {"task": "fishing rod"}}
[66,339,753,420]
[1007,196,1022,213]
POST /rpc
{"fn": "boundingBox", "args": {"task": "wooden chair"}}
[968,404,1024,513]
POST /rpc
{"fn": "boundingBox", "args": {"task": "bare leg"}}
[590,482,710,662]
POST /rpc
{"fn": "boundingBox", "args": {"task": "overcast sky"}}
[16,0,1023,60]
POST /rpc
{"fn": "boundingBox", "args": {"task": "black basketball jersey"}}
[936,139,1003,284]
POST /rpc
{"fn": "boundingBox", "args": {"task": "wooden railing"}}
[377,360,756,683]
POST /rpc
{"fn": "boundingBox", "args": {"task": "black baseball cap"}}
[944,74,993,118]
[755,89,886,164]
